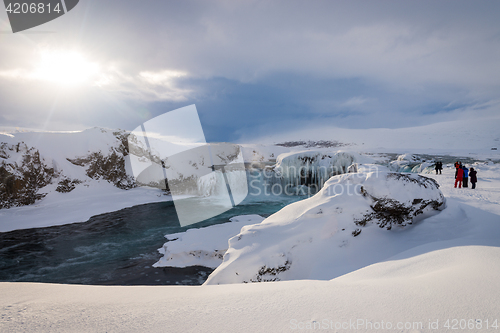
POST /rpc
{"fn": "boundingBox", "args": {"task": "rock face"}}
[67,149,136,190]
[0,144,57,208]
[0,129,137,209]
[204,170,445,285]
[276,140,351,148]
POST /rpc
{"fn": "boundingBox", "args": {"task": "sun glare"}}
[32,50,100,86]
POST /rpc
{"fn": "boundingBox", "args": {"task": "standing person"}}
[454,165,464,188]
[435,161,440,175]
[462,165,469,187]
[437,161,442,174]
[454,161,460,179]
[470,167,477,189]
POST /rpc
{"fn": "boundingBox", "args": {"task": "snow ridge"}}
[204,170,446,285]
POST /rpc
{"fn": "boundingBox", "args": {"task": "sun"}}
[32,49,100,86]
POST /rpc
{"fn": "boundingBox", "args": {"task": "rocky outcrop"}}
[0,129,138,209]
[355,173,445,229]
[0,144,57,208]
[55,178,82,193]
[67,149,136,190]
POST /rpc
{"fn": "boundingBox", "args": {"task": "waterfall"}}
[269,151,357,195]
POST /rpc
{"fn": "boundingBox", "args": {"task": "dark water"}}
[0,196,303,285]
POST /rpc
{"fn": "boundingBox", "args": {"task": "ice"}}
[272,150,358,192]
[388,153,436,173]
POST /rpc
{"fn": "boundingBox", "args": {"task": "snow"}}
[426,161,500,216]
[248,116,500,156]
[2,245,500,332]
[153,214,265,269]
[0,182,171,232]
[0,130,281,231]
[0,128,123,167]
[388,154,437,174]
[240,144,291,163]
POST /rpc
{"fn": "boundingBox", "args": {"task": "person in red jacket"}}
[455,165,464,188]
[454,161,460,178]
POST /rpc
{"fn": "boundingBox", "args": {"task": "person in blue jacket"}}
[462,165,469,188]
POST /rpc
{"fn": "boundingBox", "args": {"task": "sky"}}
[0,0,500,142]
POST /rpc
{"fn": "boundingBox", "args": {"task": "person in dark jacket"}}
[469,167,477,189]
[455,165,463,188]
[462,166,469,187]
[435,161,442,175]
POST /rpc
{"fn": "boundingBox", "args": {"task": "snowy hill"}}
[0,128,170,232]
[249,117,500,156]
[205,170,448,284]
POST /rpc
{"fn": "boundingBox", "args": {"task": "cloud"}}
[0,0,499,140]
[0,55,192,102]
[89,67,192,102]
[136,70,191,101]
[340,96,369,109]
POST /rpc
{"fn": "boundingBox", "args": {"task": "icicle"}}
[272,151,356,195]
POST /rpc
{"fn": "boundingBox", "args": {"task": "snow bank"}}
[2,245,500,333]
[204,171,445,284]
[153,214,265,268]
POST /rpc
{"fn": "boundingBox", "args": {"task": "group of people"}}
[454,161,477,189]
[434,161,478,189]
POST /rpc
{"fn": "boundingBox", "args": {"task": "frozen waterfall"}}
[269,151,358,194]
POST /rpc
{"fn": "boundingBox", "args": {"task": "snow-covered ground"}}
[203,169,448,285]
[248,116,500,157]
[427,161,500,216]
[3,159,498,332]
[2,245,499,332]
[1,125,500,332]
